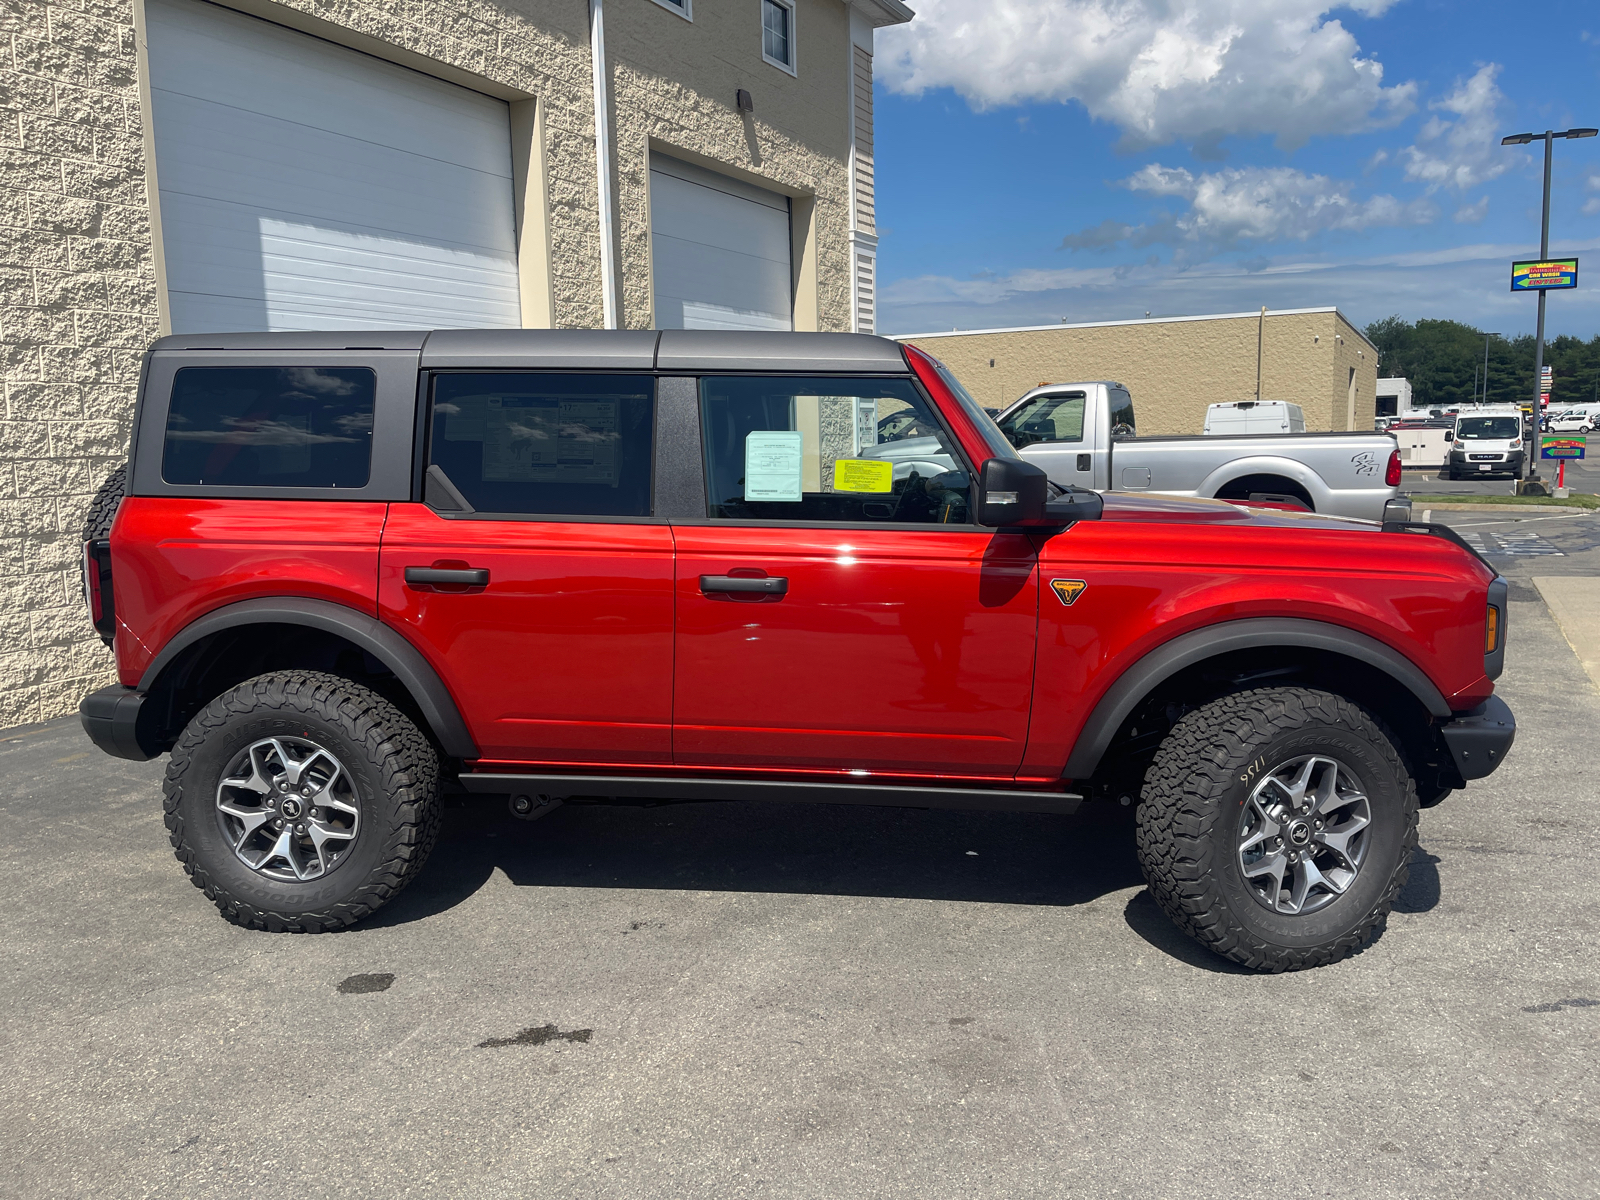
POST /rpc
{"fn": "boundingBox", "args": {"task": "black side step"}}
[458,773,1083,815]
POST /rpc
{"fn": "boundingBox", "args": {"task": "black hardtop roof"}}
[149,329,911,373]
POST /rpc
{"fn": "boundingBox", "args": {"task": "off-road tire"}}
[1135,686,1418,972]
[80,462,126,542]
[164,671,441,932]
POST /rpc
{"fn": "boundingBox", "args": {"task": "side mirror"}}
[977,457,1104,527]
[977,458,1049,526]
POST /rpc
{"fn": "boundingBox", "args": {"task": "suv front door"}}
[672,375,1039,779]
[380,371,673,766]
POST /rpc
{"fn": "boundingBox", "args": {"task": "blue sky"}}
[873,0,1600,339]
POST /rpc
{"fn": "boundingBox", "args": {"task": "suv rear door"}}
[379,363,674,766]
[671,373,1039,778]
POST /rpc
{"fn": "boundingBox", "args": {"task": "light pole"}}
[1501,127,1597,490]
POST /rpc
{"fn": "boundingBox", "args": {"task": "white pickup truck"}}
[992,382,1411,524]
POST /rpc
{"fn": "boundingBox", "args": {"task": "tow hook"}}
[509,793,564,822]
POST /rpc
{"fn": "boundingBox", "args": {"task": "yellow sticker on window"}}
[833,458,894,493]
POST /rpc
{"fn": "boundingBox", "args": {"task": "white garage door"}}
[650,155,792,331]
[146,0,520,333]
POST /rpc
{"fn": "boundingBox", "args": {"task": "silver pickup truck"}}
[994,382,1411,524]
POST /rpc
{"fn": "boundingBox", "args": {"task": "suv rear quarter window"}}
[162,366,375,488]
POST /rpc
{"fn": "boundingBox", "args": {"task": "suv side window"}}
[427,373,655,518]
[162,366,376,488]
[998,391,1086,448]
[700,376,971,524]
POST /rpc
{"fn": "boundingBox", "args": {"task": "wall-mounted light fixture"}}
[736,88,753,113]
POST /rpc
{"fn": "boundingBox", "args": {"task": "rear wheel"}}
[1135,686,1418,972]
[163,671,441,931]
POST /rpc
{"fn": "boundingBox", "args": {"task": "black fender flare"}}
[1061,617,1451,780]
[138,597,478,759]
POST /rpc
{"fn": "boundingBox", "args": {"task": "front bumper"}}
[1440,694,1515,781]
[80,684,160,761]
[1448,450,1525,474]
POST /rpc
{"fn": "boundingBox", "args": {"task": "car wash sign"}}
[1511,258,1579,291]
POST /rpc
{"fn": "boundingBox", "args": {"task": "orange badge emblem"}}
[1050,579,1087,606]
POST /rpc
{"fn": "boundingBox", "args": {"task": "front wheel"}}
[1135,687,1418,972]
[163,671,442,931]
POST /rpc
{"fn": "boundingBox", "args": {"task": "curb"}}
[1410,502,1590,515]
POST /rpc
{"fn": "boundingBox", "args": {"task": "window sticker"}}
[744,430,803,501]
[482,398,619,486]
[832,458,893,493]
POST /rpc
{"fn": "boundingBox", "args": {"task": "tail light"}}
[1384,450,1402,487]
[83,539,115,646]
[1485,604,1499,653]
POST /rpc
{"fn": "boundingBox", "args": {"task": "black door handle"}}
[700,574,788,595]
[405,566,489,586]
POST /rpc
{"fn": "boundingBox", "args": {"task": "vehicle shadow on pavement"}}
[364,796,1148,928]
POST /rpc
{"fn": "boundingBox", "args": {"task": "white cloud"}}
[881,240,1600,340]
[1400,64,1516,193]
[1454,197,1489,224]
[877,0,1415,150]
[1585,174,1600,217]
[1061,164,1434,255]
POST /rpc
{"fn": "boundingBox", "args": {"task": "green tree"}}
[1365,316,1600,411]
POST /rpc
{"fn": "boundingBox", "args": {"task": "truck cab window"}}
[998,392,1086,448]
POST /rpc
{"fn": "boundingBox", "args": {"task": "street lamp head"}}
[1563,128,1599,139]
[1501,133,1536,144]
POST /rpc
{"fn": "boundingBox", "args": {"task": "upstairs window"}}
[762,0,795,73]
[648,0,691,19]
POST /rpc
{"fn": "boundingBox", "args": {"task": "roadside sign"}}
[1541,435,1587,460]
[1513,258,1579,290]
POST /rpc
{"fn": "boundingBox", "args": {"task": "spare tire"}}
[79,464,127,643]
[80,463,127,544]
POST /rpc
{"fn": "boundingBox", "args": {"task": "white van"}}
[1202,401,1305,435]
[1548,405,1598,432]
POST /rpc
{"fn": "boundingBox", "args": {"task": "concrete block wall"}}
[1,0,155,728]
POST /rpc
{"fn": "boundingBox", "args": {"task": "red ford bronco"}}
[79,330,1513,971]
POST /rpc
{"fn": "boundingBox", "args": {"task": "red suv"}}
[79,330,1513,971]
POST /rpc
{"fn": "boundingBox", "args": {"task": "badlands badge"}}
[1050,579,1088,606]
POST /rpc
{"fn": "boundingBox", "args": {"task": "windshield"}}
[1457,417,1519,439]
[928,359,1018,459]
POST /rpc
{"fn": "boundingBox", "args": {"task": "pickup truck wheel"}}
[1135,686,1417,972]
[163,671,441,932]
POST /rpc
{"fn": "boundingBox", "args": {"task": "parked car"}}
[78,331,1512,972]
[1547,405,1598,433]
[993,383,1410,523]
[1441,409,1526,480]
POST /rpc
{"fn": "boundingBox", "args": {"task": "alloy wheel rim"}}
[1237,754,1371,916]
[214,736,360,882]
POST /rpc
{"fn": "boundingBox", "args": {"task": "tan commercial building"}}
[900,307,1379,436]
[0,0,911,726]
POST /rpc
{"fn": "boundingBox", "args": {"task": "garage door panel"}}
[650,154,792,332]
[149,0,511,177]
[148,0,519,333]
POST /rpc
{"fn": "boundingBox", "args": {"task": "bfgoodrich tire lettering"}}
[1135,686,1418,972]
[163,671,441,932]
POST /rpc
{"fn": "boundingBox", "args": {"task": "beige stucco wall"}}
[0,0,860,727]
[901,309,1379,436]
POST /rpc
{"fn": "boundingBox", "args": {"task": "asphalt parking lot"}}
[4,547,1599,1199]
